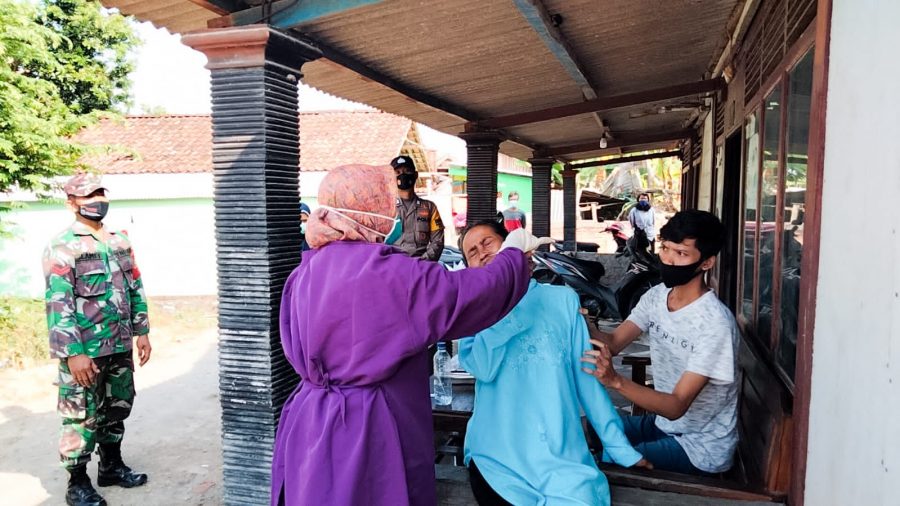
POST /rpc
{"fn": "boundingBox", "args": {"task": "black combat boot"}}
[66,465,107,506]
[97,442,148,488]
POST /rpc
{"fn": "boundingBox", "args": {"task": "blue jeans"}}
[620,414,711,476]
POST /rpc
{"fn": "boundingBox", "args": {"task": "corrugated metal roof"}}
[104,0,218,33]
[103,0,741,161]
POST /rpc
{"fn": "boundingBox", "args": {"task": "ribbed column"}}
[562,166,578,250]
[459,131,502,225]
[529,156,554,247]
[183,27,321,506]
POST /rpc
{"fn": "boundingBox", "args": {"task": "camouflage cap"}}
[63,173,107,197]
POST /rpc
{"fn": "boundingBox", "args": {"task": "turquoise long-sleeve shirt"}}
[459,280,642,505]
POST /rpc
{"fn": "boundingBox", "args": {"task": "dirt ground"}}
[0,298,223,506]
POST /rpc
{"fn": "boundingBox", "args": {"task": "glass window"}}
[741,112,760,323]
[757,85,783,343]
[778,49,814,380]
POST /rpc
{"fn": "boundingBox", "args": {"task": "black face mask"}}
[397,172,417,191]
[78,201,109,222]
[659,258,705,288]
[637,201,651,211]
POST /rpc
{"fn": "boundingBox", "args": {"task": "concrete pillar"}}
[562,165,578,250]
[529,156,554,245]
[183,26,321,506]
[459,131,502,225]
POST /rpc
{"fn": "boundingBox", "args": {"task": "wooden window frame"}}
[737,23,817,392]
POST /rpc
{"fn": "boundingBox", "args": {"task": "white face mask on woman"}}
[318,206,403,245]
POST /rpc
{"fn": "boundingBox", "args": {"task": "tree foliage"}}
[0,0,137,195]
[38,0,137,115]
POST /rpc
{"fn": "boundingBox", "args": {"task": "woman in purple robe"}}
[272,165,531,505]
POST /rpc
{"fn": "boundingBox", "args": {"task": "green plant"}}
[0,296,48,368]
[0,0,138,199]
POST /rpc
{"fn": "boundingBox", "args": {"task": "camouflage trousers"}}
[57,351,135,469]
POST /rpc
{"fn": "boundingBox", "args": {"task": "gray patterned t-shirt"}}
[627,284,740,473]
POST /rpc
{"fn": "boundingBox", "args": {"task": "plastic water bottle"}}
[431,343,453,406]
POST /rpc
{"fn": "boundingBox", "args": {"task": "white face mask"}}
[319,206,402,244]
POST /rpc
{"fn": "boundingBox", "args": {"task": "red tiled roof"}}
[74,111,413,174]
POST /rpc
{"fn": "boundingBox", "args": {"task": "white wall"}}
[2,173,219,297]
[299,171,327,201]
[4,173,214,201]
[0,198,218,297]
[805,2,900,504]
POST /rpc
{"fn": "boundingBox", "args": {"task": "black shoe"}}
[97,443,148,488]
[66,466,107,506]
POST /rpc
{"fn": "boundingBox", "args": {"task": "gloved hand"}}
[499,228,554,253]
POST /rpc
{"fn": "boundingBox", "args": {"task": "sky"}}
[128,21,466,162]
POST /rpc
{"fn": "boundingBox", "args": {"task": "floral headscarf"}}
[306,164,398,249]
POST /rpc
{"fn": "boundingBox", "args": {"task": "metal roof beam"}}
[511,0,594,98]
[207,6,547,152]
[544,130,693,157]
[472,78,725,130]
[511,0,606,131]
[303,35,479,123]
[568,150,681,170]
[187,0,242,16]
[210,0,382,29]
[285,33,544,152]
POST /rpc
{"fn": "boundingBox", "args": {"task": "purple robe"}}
[272,241,530,505]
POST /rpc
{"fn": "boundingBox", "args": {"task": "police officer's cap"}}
[390,156,417,172]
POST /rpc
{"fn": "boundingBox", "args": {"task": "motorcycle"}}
[615,228,661,320]
[533,229,661,323]
[601,222,629,255]
[532,249,619,322]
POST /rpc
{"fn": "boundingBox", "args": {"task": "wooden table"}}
[432,382,475,465]
[432,383,475,433]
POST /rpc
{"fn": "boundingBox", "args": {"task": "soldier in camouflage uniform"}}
[43,174,152,506]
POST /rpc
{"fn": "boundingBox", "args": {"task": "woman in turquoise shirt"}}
[458,221,648,505]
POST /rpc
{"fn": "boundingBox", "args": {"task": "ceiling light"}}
[599,137,608,149]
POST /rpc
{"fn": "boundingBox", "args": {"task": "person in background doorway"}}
[391,155,445,261]
[500,191,526,232]
[43,173,151,506]
[628,192,656,252]
[452,210,468,237]
[299,202,311,252]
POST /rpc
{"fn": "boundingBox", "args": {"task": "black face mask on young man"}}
[78,201,109,222]
[659,258,705,288]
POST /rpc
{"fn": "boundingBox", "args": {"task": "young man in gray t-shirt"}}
[581,210,739,475]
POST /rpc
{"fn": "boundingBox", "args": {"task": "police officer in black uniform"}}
[390,156,444,261]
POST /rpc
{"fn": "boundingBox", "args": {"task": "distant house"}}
[0,111,433,297]
[447,154,534,213]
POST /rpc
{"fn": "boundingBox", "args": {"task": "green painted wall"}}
[448,166,533,212]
